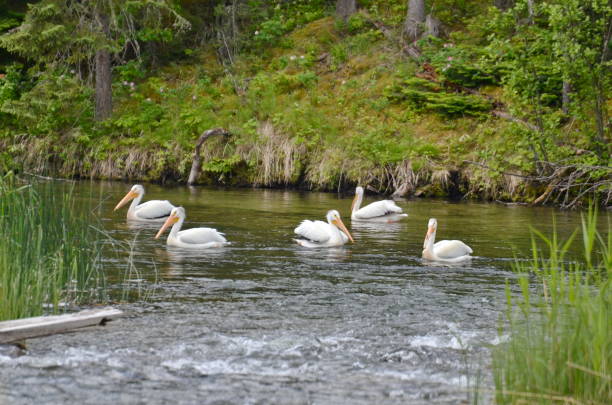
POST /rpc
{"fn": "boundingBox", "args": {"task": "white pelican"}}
[351,186,407,222]
[422,218,472,262]
[114,184,174,222]
[155,207,228,249]
[294,210,354,248]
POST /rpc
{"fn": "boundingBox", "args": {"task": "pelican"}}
[155,207,228,249]
[422,218,472,262]
[351,186,407,222]
[114,184,174,222]
[294,210,354,248]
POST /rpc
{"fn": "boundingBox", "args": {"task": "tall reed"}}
[0,173,107,321]
[492,206,611,404]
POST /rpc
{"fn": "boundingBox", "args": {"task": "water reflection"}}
[125,220,165,233]
[350,219,405,233]
[293,245,352,262]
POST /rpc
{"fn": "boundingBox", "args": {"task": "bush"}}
[386,77,492,117]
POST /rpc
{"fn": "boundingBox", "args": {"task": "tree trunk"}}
[527,0,535,24]
[404,0,425,42]
[561,81,571,114]
[424,14,440,38]
[94,12,112,121]
[336,0,356,21]
[494,0,514,11]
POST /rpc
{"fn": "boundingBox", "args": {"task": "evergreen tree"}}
[0,0,190,120]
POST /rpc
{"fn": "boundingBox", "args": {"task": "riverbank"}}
[1,6,609,208]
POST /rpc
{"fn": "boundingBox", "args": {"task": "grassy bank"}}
[492,207,611,403]
[0,173,107,321]
[0,1,609,206]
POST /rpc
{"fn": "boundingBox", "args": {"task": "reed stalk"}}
[492,206,611,404]
[0,172,107,321]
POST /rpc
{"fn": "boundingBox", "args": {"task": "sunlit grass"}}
[0,173,107,321]
[493,206,611,404]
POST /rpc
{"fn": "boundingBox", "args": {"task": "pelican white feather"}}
[155,207,228,249]
[114,184,174,222]
[294,210,354,248]
[351,186,407,222]
[422,218,472,262]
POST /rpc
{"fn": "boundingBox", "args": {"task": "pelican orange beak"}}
[155,214,178,239]
[114,191,138,211]
[333,218,355,243]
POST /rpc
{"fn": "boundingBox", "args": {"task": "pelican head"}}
[114,184,145,211]
[326,209,354,243]
[352,186,364,212]
[155,207,185,239]
[424,218,438,248]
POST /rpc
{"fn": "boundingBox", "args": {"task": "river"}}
[0,181,603,404]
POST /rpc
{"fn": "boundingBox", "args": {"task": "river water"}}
[0,181,603,404]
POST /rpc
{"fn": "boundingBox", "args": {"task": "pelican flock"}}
[113,184,475,259]
[155,207,228,249]
[114,184,174,222]
[351,186,407,222]
[294,210,354,248]
[422,218,472,262]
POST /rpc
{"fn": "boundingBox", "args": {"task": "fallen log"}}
[187,128,231,186]
[0,307,123,344]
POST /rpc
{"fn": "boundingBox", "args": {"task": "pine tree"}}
[0,0,190,120]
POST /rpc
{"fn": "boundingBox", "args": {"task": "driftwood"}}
[187,128,231,186]
[0,307,123,344]
[465,160,612,208]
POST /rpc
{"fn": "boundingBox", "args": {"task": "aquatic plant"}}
[492,206,611,403]
[0,172,107,321]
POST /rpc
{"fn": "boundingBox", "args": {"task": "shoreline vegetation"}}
[0,173,108,321]
[493,206,611,404]
[0,1,609,209]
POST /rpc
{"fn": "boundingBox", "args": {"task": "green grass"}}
[0,172,108,321]
[492,206,611,404]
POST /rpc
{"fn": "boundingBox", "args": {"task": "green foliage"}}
[1,71,93,135]
[493,208,611,404]
[114,60,146,83]
[420,38,501,88]
[387,77,492,117]
[483,0,611,155]
[0,63,27,103]
[0,172,107,320]
[202,154,242,174]
[0,0,607,204]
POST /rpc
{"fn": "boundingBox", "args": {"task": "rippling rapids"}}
[0,182,600,404]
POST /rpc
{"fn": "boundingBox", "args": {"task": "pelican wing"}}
[135,200,174,220]
[177,227,227,244]
[294,220,331,243]
[433,240,473,259]
[353,200,403,219]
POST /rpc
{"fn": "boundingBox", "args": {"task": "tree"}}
[404,0,425,42]
[336,0,357,21]
[0,0,190,121]
[547,0,611,155]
